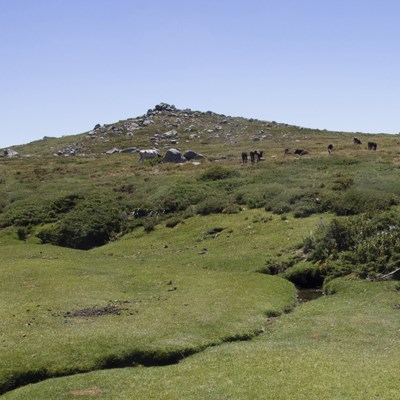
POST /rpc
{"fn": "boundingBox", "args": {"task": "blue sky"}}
[1,0,400,148]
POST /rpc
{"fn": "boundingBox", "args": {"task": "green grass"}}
[0,219,296,394]
[4,279,400,399]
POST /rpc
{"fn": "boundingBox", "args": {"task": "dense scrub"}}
[261,209,400,287]
[303,211,400,281]
[1,160,399,250]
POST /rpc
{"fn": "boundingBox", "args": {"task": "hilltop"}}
[3,102,353,159]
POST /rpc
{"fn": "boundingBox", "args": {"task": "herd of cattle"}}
[138,137,379,164]
[241,150,263,163]
[241,137,378,163]
[354,137,378,151]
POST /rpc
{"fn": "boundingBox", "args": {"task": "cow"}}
[284,148,291,155]
[249,150,263,163]
[327,144,334,154]
[241,152,248,163]
[294,149,309,156]
[368,141,377,151]
[139,149,161,162]
[353,137,362,145]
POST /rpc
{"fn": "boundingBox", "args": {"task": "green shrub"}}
[304,211,400,280]
[283,262,324,287]
[196,196,228,215]
[259,256,301,275]
[16,227,29,241]
[0,194,82,228]
[330,189,397,216]
[37,195,123,250]
[199,165,239,181]
[143,217,158,233]
[157,184,207,213]
[165,216,182,228]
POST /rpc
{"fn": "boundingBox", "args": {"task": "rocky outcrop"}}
[162,148,187,163]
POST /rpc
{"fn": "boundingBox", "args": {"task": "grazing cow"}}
[368,141,377,151]
[241,152,248,163]
[294,149,309,156]
[327,144,334,154]
[249,150,263,163]
[353,137,362,145]
[139,149,161,162]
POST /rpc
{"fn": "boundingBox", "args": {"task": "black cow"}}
[368,142,377,151]
[353,137,362,145]
[294,149,309,156]
[256,150,263,162]
[327,144,334,154]
[241,152,248,163]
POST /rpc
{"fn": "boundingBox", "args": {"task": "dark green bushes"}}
[196,195,228,215]
[156,184,208,213]
[37,195,122,250]
[0,194,82,228]
[304,211,400,280]
[328,189,397,216]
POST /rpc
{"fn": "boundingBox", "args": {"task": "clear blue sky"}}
[1,0,400,148]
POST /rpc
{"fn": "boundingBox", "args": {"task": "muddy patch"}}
[53,305,126,319]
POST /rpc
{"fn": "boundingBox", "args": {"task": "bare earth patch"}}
[64,305,124,318]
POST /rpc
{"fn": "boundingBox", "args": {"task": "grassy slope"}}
[0,212,297,394]
[4,279,400,399]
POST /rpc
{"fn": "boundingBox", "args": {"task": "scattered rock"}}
[119,147,138,154]
[162,130,178,139]
[162,148,187,163]
[106,147,120,155]
[3,149,19,157]
[183,150,205,160]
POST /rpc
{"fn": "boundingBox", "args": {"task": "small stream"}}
[297,287,324,303]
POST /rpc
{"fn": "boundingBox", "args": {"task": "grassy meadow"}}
[4,279,399,400]
[1,105,400,398]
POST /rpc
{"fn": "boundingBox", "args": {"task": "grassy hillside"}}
[1,103,400,398]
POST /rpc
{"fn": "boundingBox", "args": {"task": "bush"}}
[304,211,400,280]
[196,196,228,215]
[142,217,158,233]
[283,262,324,287]
[330,189,397,216]
[0,194,82,228]
[259,255,302,275]
[199,166,239,181]
[165,216,182,228]
[37,194,123,250]
[17,227,29,241]
[157,184,208,213]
